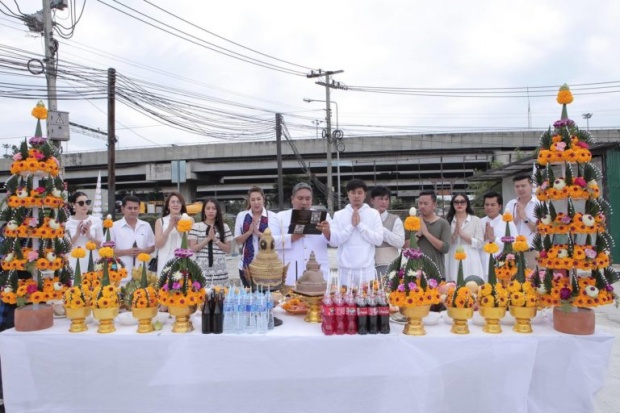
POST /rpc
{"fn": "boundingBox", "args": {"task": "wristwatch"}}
[524,220,530,224]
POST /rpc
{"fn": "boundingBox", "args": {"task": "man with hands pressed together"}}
[504,175,540,269]
[329,179,383,286]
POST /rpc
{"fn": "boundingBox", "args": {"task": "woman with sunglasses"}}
[66,191,104,274]
[444,192,484,282]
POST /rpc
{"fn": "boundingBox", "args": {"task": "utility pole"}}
[275,113,284,210]
[306,69,344,215]
[107,68,117,219]
[42,0,59,148]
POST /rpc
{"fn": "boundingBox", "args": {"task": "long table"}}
[0,309,614,413]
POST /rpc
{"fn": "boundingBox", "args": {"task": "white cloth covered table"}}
[0,309,613,413]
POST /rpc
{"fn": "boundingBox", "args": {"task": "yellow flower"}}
[71,247,87,259]
[454,246,466,261]
[137,253,151,263]
[31,101,48,120]
[85,241,97,250]
[176,216,193,233]
[483,242,499,255]
[404,216,421,232]
[502,212,513,223]
[513,235,530,253]
[99,247,114,259]
[103,218,114,229]
[556,84,574,105]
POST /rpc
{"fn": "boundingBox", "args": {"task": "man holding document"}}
[271,182,332,286]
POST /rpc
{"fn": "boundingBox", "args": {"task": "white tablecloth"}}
[0,309,613,413]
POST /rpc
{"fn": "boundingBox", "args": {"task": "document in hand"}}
[287,209,327,235]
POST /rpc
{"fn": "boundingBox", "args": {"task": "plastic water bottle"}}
[235,288,245,334]
[256,292,268,334]
[223,288,234,334]
[244,290,256,334]
[265,289,275,330]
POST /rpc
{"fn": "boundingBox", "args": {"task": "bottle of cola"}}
[376,293,390,334]
[356,295,368,335]
[202,292,212,334]
[321,294,335,336]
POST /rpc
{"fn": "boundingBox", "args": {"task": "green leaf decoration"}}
[567,198,576,218]
[19,139,28,159]
[543,235,553,252]
[534,168,545,187]
[548,202,558,221]
[534,202,548,220]
[574,129,595,147]
[539,128,552,150]
[564,162,573,186]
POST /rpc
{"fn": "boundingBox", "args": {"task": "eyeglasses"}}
[453,200,467,205]
[76,200,91,206]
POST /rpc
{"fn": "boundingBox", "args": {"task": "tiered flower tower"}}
[533,85,618,334]
[0,102,71,331]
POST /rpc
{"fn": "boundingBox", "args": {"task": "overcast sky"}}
[1,0,619,153]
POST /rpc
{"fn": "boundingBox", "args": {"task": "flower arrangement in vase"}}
[385,208,442,335]
[130,253,159,333]
[157,213,206,332]
[90,246,121,333]
[477,241,509,333]
[0,102,71,331]
[63,247,92,332]
[444,246,475,334]
[532,84,619,335]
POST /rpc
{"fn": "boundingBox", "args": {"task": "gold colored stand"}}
[479,306,507,334]
[65,307,91,333]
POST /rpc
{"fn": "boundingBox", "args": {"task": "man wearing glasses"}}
[271,182,332,286]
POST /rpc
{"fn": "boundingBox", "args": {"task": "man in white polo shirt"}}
[480,191,518,274]
[111,195,155,284]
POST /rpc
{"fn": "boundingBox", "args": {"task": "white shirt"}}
[480,214,519,271]
[65,215,104,273]
[234,208,279,271]
[111,218,155,279]
[505,197,539,246]
[329,203,383,282]
[271,209,332,285]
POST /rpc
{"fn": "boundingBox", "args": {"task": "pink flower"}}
[26,251,39,262]
[506,254,515,261]
[555,142,566,151]
[28,218,39,227]
[26,284,39,294]
[428,279,438,289]
[12,153,22,161]
[33,151,45,161]
[397,284,405,292]
[192,281,201,290]
[539,251,548,258]
[573,177,587,188]
[35,187,45,194]
[407,282,417,291]
[161,284,169,291]
[172,282,181,290]
[575,141,589,149]
[584,248,597,259]
[553,271,565,281]
[561,215,572,224]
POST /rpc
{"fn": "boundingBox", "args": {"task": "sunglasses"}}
[453,200,467,205]
[76,200,92,206]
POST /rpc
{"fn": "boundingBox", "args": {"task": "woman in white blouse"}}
[154,192,193,276]
[65,191,104,273]
[444,193,484,282]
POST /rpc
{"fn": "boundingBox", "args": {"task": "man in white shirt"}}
[111,195,155,284]
[480,191,518,274]
[369,185,404,277]
[504,175,540,269]
[271,182,332,286]
[329,179,383,285]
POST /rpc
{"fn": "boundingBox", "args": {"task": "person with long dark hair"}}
[189,199,232,284]
[154,192,192,276]
[444,192,484,282]
[65,191,104,273]
[234,186,278,288]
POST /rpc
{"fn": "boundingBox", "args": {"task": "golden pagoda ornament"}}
[246,228,289,289]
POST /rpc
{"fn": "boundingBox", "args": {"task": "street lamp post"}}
[311,119,323,139]
[582,113,593,131]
